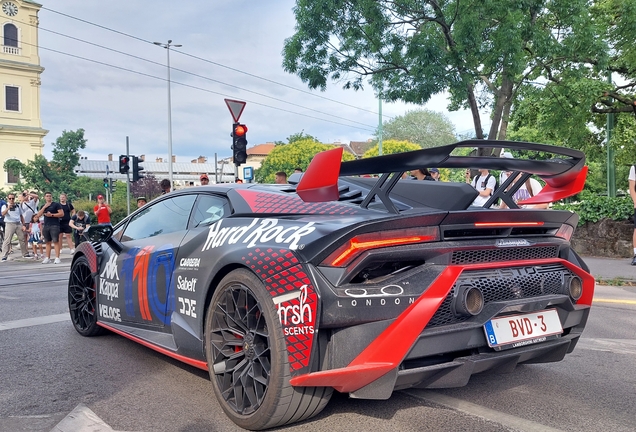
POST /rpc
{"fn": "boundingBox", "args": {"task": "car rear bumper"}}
[290,259,593,398]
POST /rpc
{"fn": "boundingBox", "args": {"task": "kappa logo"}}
[100,253,119,280]
[201,218,316,251]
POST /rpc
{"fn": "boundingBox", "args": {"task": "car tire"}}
[68,255,105,337]
[205,269,332,430]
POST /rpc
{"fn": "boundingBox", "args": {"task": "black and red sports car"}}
[69,140,594,430]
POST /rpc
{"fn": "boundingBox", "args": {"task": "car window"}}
[191,194,230,227]
[121,195,196,242]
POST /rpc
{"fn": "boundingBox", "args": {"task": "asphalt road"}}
[1,258,635,432]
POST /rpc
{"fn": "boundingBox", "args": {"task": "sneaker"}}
[54,257,62,264]
[23,254,33,259]
[42,257,51,264]
[632,255,636,266]
[70,249,75,254]
[1,257,7,262]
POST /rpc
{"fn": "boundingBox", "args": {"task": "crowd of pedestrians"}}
[0,190,100,264]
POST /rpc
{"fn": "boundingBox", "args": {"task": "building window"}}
[5,86,19,111]
[3,23,18,47]
[6,166,19,184]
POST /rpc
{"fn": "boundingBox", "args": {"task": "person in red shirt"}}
[93,194,112,225]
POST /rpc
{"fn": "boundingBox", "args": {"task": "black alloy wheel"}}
[68,256,105,336]
[205,269,332,430]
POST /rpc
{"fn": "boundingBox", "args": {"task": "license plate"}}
[484,309,562,350]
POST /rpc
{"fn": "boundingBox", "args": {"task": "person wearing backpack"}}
[629,164,636,265]
[466,168,497,207]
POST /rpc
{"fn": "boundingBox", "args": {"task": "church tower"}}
[0,0,47,190]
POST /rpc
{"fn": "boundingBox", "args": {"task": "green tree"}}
[255,139,354,183]
[3,129,87,195]
[501,0,636,175]
[283,0,607,149]
[377,109,456,148]
[362,140,421,158]
[287,131,320,144]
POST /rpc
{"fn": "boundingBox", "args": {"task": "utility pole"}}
[105,164,110,203]
[154,39,182,187]
[606,72,616,197]
[378,92,383,156]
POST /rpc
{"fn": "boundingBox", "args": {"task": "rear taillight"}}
[474,221,545,227]
[323,226,439,267]
[555,224,574,241]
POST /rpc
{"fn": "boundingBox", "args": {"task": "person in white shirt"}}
[20,190,38,250]
[466,169,497,207]
[1,193,29,261]
[629,165,636,266]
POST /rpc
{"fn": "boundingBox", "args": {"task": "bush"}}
[553,193,634,225]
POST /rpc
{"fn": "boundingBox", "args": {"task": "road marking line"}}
[0,313,68,331]
[593,298,636,305]
[406,390,564,432]
[51,403,130,432]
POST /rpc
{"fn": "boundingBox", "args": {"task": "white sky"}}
[35,0,476,163]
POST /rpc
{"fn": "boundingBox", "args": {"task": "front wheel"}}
[205,269,331,430]
[68,256,105,336]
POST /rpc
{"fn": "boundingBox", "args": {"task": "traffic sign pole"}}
[126,136,131,215]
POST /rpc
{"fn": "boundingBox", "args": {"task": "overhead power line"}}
[30,42,376,132]
[31,25,376,130]
[39,6,394,123]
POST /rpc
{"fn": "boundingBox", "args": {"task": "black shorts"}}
[42,224,60,242]
[60,222,72,234]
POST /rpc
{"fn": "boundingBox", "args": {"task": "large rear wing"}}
[296,140,587,213]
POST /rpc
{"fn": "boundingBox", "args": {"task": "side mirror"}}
[84,224,113,243]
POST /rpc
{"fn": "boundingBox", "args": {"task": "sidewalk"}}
[580,256,636,283]
[1,247,75,265]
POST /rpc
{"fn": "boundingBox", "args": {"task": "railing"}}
[2,45,20,55]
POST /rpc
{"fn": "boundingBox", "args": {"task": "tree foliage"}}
[3,129,87,196]
[129,174,163,202]
[283,0,605,147]
[377,109,456,148]
[362,139,421,158]
[255,139,354,183]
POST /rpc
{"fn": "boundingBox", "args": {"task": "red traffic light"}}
[234,124,248,136]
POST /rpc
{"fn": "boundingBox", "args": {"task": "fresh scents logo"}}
[273,285,312,326]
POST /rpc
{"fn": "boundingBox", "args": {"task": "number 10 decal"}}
[122,244,176,325]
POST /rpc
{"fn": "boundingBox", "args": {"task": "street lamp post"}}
[153,39,182,187]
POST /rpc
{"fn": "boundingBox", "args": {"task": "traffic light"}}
[103,178,109,189]
[110,179,117,193]
[232,123,248,166]
[118,155,130,174]
[132,156,145,181]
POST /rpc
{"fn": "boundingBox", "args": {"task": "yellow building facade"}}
[0,0,47,191]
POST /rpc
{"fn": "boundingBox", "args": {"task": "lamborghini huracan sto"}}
[68,140,594,430]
